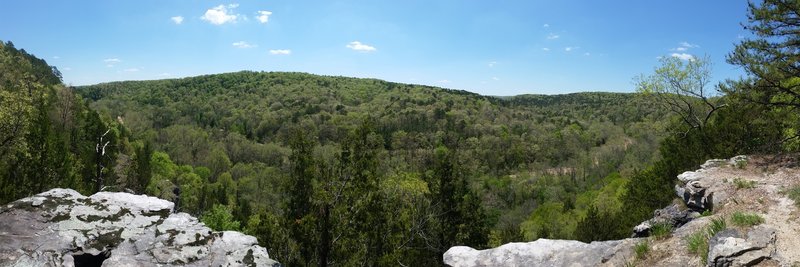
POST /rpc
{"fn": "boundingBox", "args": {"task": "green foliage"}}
[733,178,756,190]
[634,240,650,260]
[730,212,764,227]
[73,70,675,261]
[709,217,726,235]
[650,222,673,240]
[686,217,726,263]
[619,164,676,234]
[686,231,709,262]
[734,159,747,169]
[635,56,723,133]
[201,204,241,231]
[575,205,623,242]
[725,0,800,153]
[0,40,127,202]
[786,185,800,208]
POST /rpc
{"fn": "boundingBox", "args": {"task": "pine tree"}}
[286,128,317,266]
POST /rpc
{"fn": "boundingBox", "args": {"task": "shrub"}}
[735,160,747,169]
[730,212,764,227]
[733,178,756,189]
[201,204,241,231]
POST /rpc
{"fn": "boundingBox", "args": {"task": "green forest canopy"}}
[74,70,672,265]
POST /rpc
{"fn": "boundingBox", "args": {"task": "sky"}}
[1,1,751,96]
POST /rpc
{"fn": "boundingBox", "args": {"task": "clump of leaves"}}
[651,222,673,240]
[733,178,756,189]
[634,240,650,260]
[700,210,712,217]
[730,212,764,227]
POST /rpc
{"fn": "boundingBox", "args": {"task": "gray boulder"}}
[632,203,698,237]
[0,188,280,266]
[707,225,776,267]
[678,171,705,183]
[682,181,714,212]
[443,238,637,267]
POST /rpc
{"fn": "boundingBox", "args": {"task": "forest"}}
[1,1,799,266]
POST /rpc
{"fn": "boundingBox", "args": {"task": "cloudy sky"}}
[1,1,750,95]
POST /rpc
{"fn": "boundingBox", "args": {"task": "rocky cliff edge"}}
[444,155,800,267]
[0,188,280,266]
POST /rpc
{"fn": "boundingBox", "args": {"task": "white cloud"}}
[202,4,240,25]
[564,46,578,52]
[232,41,257,48]
[346,41,376,52]
[488,61,497,67]
[269,49,291,55]
[171,16,184,24]
[438,79,451,84]
[584,52,591,56]
[543,23,550,28]
[679,41,698,48]
[256,11,272,23]
[542,47,550,51]
[104,58,120,67]
[492,77,499,81]
[546,33,560,40]
[52,56,60,59]
[671,53,695,61]
[123,68,140,72]
[670,42,698,52]
[62,67,72,71]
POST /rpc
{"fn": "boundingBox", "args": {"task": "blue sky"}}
[2,1,750,95]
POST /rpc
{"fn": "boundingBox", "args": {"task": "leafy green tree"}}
[635,56,725,135]
[202,204,241,231]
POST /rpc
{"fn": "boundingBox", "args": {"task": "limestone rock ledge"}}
[443,238,638,267]
[0,188,280,266]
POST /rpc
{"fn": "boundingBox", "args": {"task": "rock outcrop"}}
[707,226,777,267]
[445,155,800,267]
[632,203,698,237]
[0,188,280,266]
[633,157,747,238]
[443,238,638,267]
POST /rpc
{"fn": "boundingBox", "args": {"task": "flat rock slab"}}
[443,238,638,267]
[0,188,280,266]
